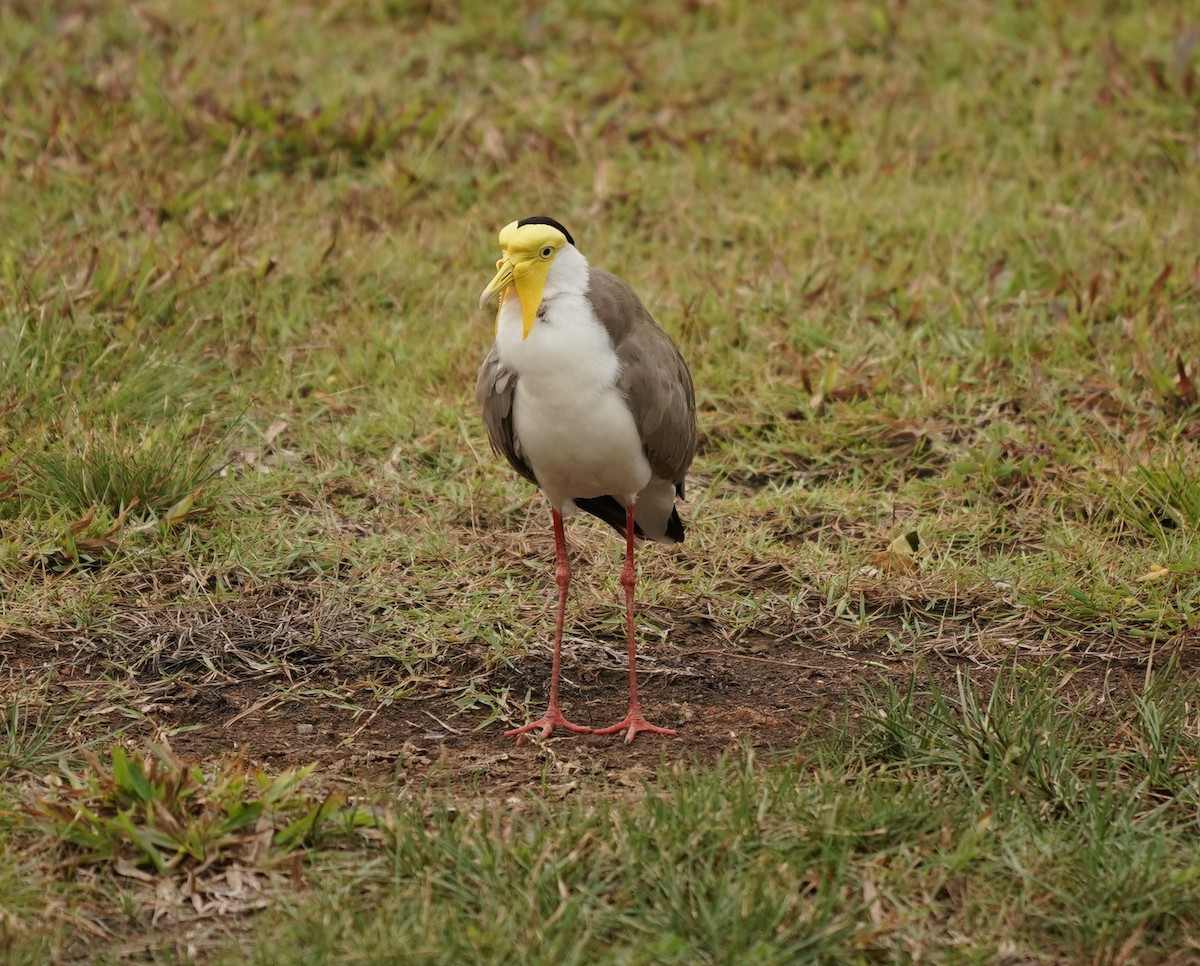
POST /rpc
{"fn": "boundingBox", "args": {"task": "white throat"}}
[494,246,602,378]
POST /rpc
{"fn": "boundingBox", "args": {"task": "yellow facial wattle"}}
[478,220,568,340]
[511,255,553,339]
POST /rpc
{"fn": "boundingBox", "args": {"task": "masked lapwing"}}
[475,215,696,744]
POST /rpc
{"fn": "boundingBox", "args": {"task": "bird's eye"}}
[540,246,554,258]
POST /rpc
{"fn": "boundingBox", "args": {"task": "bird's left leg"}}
[594,503,678,744]
[505,508,592,739]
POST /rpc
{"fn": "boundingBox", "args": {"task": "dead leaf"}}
[264,419,289,447]
[115,858,156,881]
[1113,926,1145,966]
[1176,355,1196,407]
[74,534,121,554]
[68,508,98,536]
[863,530,922,575]
[864,550,918,575]
[863,873,884,926]
[245,813,274,865]
[312,390,355,416]
[478,118,506,161]
[1145,263,1173,308]
[588,158,613,218]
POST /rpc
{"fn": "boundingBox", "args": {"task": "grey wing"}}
[475,344,538,486]
[618,326,697,495]
[588,270,696,494]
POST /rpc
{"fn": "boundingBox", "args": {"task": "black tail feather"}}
[664,506,685,543]
[572,495,686,543]
[573,495,639,538]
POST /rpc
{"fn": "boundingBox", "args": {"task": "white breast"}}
[495,282,651,513]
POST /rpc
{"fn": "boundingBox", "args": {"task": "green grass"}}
[24,743,371,875]
[1,0,1199,960]
[9,670,1200,963]
[166,671,1200,962]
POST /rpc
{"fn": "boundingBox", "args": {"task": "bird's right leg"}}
[505,508,592,738]
[593,502,677,744]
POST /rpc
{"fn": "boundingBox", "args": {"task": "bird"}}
[475,215,696,744]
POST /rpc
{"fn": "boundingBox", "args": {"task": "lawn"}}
[2,0,1200,961]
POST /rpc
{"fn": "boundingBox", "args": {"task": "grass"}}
[1,0,1199,960]
[24,743,369,873]
[10,669,1200,963]
[185,671,1200,962]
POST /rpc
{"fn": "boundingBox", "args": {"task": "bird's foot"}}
[504,706,592,740]
[593,710,677,745]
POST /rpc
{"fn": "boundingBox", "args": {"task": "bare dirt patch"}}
[3,581,1190,795]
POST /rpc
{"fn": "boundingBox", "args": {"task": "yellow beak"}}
[478,254,552,340]
[478,257,513,311]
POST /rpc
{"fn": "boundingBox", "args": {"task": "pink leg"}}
[594,503,678,744]
[505,508,592,739]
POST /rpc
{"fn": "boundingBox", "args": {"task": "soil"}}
[2,581,1184,795]
[150,637,888,787]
